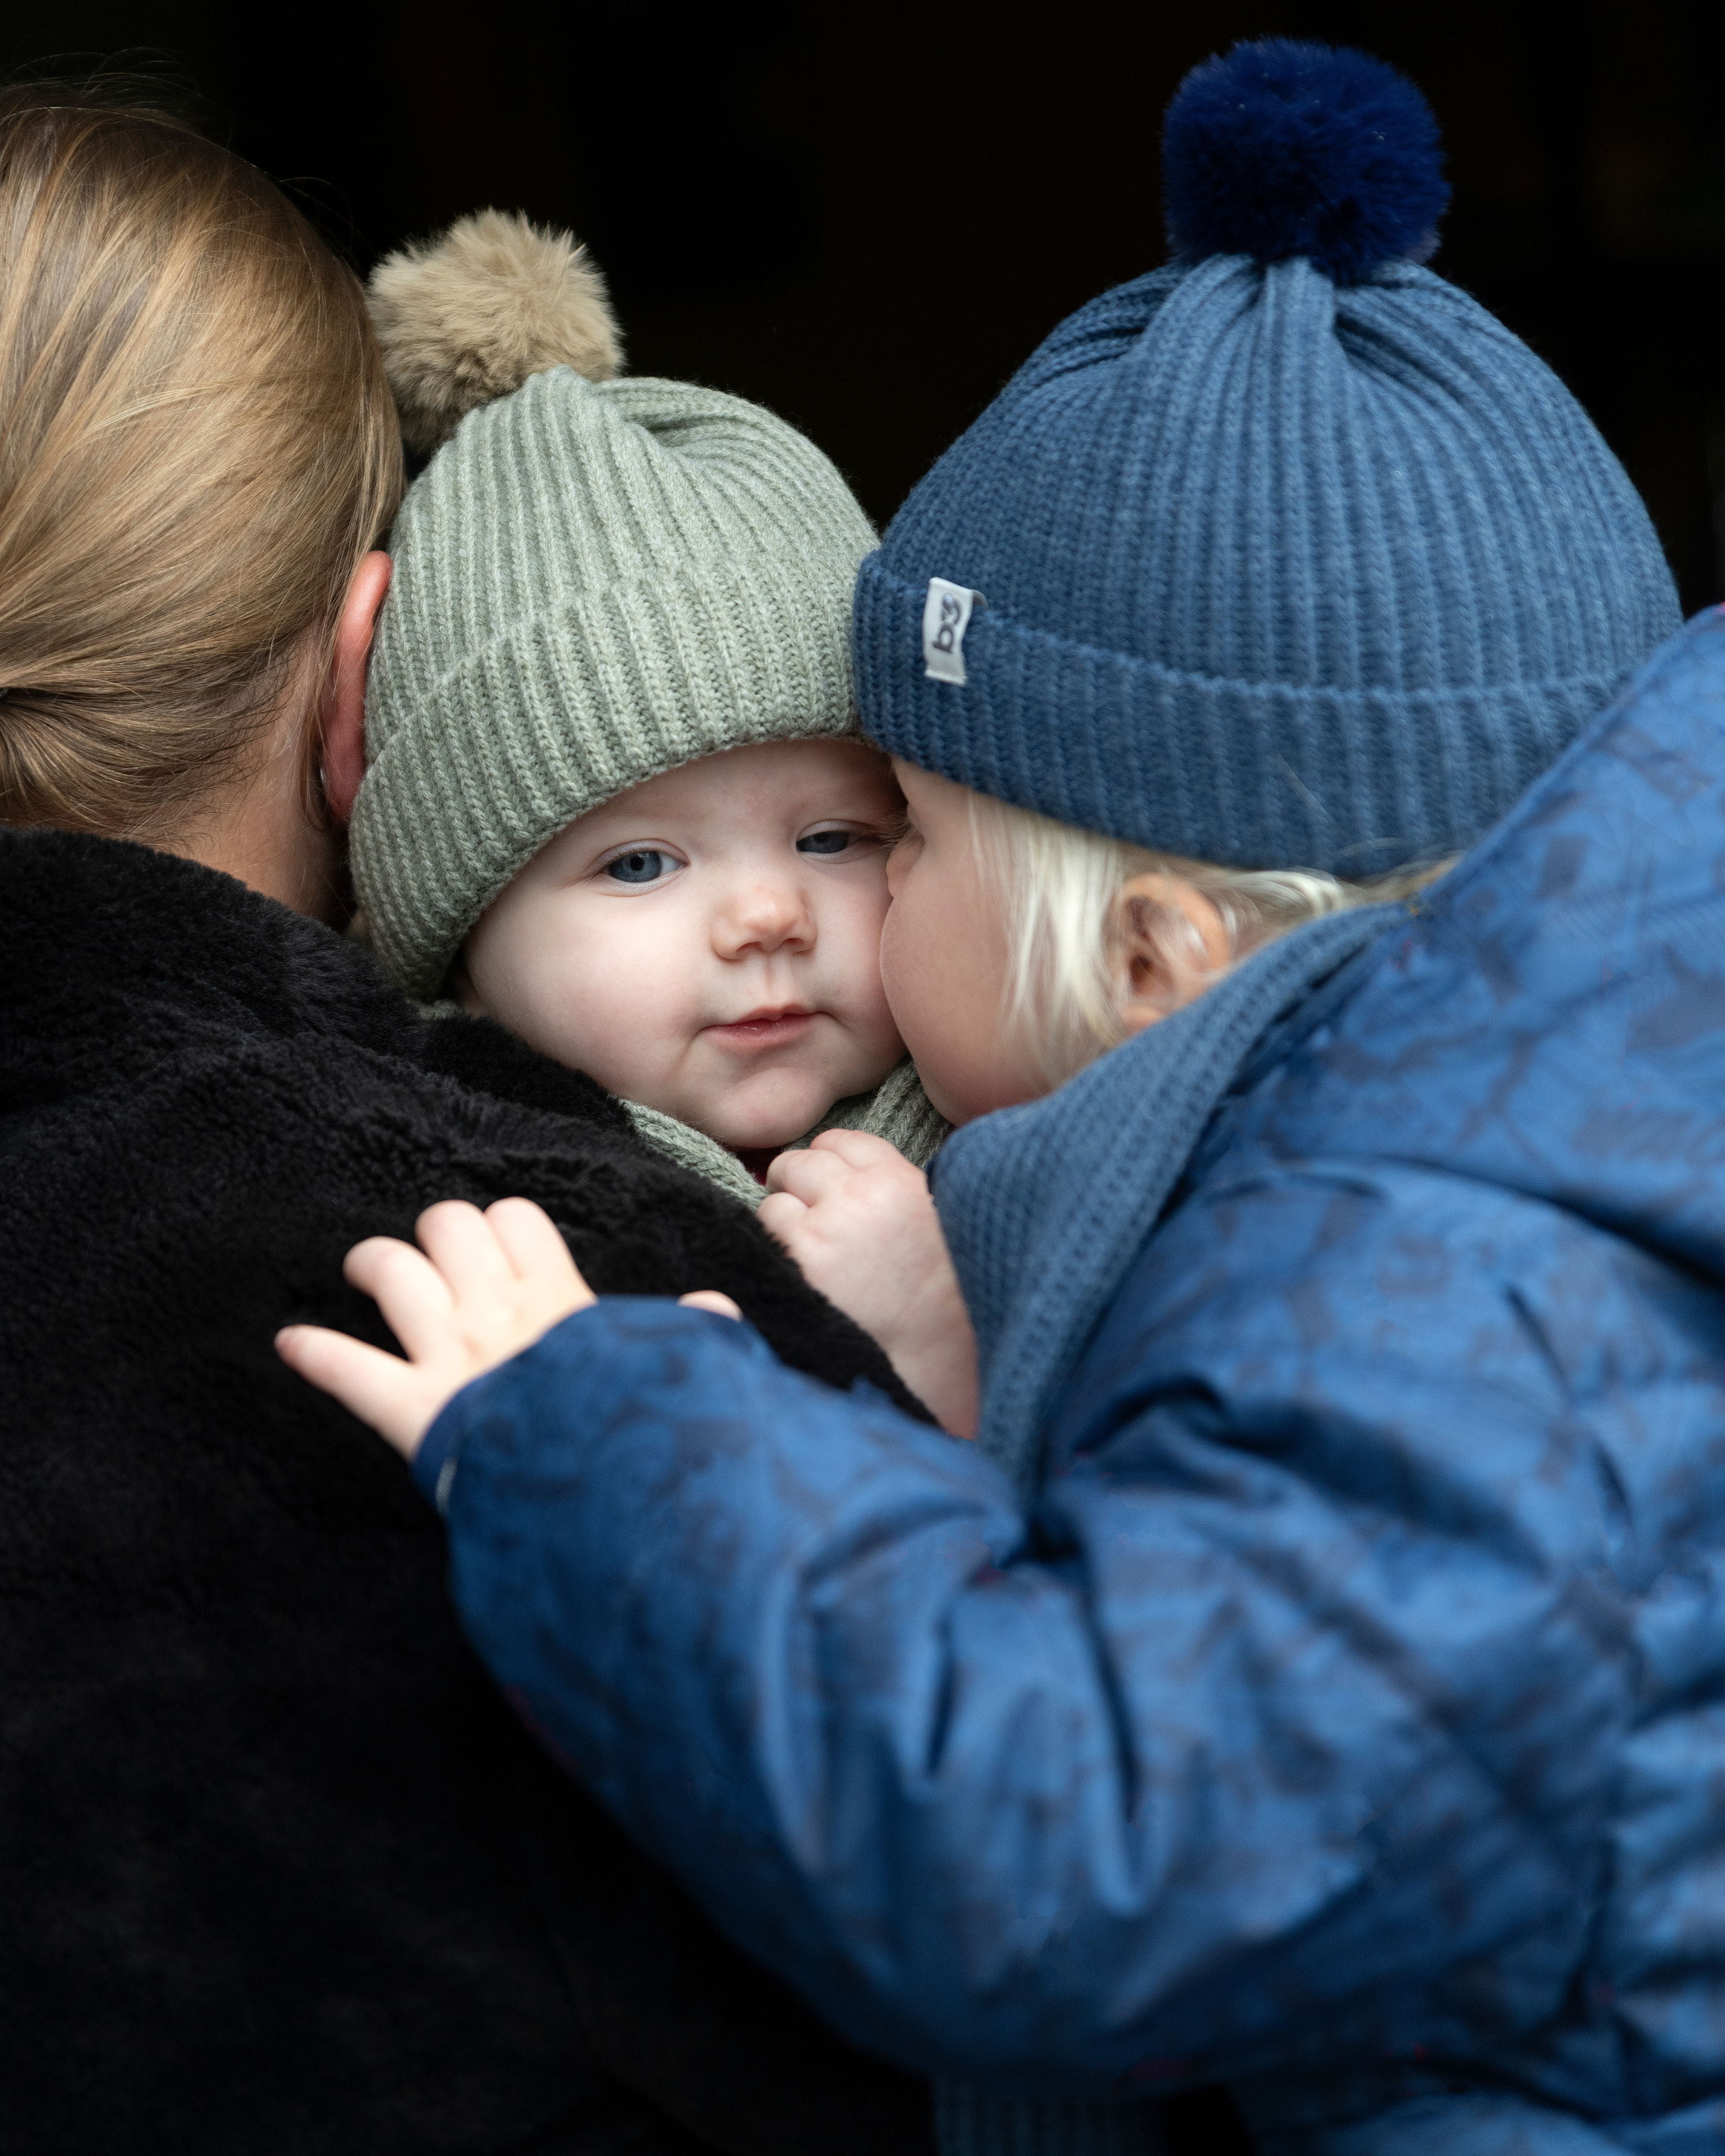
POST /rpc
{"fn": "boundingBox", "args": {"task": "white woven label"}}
[922,577,982,684]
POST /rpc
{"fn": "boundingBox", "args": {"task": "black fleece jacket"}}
[0,829,933,2156]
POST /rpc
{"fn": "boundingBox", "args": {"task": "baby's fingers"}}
[763,1146,850,1204]
[275,1325,431,1459]
[344,1235,454,1361]
[757,1189,809,1251]
[807,1128,906,1171]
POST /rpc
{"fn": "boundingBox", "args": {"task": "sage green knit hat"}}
[352,210,877,1000]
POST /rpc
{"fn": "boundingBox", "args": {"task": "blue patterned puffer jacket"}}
[417,610,1725,2156]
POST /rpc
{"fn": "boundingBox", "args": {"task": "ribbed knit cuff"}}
[854,553,1625,880]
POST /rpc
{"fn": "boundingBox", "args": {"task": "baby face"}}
[460,738,906,1150]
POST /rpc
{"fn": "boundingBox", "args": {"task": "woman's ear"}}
[1111,872,1230,1035]
[317,550,392,828]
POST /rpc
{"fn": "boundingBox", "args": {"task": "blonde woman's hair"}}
[0,85,402,839]
[970,791,1446,1090]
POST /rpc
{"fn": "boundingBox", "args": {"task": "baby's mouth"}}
[704,1005,818,1051]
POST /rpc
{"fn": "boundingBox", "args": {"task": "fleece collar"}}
[934,905,1401,1496]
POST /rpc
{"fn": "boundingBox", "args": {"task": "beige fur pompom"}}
[368,209,623,454]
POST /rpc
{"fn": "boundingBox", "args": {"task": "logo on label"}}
[922,577,983,685]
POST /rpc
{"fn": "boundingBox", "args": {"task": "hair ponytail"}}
[0,87,401,838]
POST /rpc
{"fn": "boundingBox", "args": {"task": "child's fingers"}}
[416,1199,517,1299]
[344,1236,455,1360]
[763,1147,852,1204]
[808,1128,907,1171]
[274,1324,428,1458]
[485,1197,588,1295]
[677,1290,742,1320]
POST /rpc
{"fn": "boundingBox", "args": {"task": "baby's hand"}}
[277,1196,739,1458]
[761,1131,979,1438]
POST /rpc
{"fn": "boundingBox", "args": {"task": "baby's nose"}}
[714,878,814,958]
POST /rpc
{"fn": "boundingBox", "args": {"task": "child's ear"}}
[1111,872,1230,1035]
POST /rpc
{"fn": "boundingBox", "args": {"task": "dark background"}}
[8,1,1725,606]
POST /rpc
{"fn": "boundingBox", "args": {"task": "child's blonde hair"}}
[971,792,1446,1090]
[0,84,402,841]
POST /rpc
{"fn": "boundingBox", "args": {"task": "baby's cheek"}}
[465,904,666,1089]
[824,864,894,981]
[815,879,897,1039]
[547,948,697,1090]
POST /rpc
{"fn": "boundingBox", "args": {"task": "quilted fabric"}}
[421,611,1725,2154]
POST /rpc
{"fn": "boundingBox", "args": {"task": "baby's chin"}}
[687,1059,894,1152]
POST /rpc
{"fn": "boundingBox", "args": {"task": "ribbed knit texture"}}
[355,368,877,998]
[626,1058,949,1211]
[855,256,1680,874]
[623,1103,766,1209]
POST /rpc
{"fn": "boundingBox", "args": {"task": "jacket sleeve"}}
[415,1286,1625,2093]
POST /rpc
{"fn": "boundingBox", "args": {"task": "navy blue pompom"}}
[1162,40,1449,285]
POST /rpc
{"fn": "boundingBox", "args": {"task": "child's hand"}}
[277,1196,740,1459]
[761,1132,979,1438]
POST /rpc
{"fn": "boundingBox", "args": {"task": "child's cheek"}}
[879,857,1015,1123]
[878,878,938,1048]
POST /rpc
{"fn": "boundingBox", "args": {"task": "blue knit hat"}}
[854,40,1681,876]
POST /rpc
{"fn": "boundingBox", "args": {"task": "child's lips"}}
[704,1006,818,1052]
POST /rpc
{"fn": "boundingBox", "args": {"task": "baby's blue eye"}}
[605,848,678,885]
[797,828,855,857]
